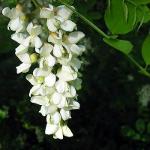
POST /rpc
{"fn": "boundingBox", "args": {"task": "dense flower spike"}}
[2,3,85,139]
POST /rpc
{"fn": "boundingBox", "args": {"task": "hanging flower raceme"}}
[2,3,85,139]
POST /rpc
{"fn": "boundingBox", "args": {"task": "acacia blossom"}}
[2,3,85,139]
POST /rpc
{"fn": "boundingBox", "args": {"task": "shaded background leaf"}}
[142,34,150,65]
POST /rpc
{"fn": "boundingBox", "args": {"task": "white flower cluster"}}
[2,4,85,139]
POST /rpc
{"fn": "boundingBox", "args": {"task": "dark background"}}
[0,0,150,149]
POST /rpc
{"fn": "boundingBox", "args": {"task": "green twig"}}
[127,55,150,77]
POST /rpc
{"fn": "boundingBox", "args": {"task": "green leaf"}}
[121,126,137,138]
[131,0,150,5]
[61,0,74,5]
[105,0,150,34]
[135,119,146,133]
[136,6,150,24]
[2,0,17,6]
[0,107,8,121]
[142,34,150,65]
[103,38,133,55]
[104,0,136,34]
[147,122,150,134]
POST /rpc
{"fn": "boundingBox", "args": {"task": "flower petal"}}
[15,45,28,55]
[32,36,42,48]
[40,43,53,57]
[29,85,42,96]
[57,96,67,108]
[33,68,50,77]
[31,96,49,106]
[11,33,27,44]
[40,7,54,18]
[54,127,63,140]
[47,19,57,32]
[27,22,33,34]
[46,55,56,67]
[60,109,71,121]
[26,74,38,86]
[45,123,58,135]
[62,125,73,137]
[57,65,77,81]
[17,53,31,63]
[68,100,80,110]
[70,44,84,55]
[65,85,76,98]
[51,92,62,105]
[31,25,42,36]
[8,18,21,31]
[45,73,56,87]
[2,7,11,18]
[39,105,57,116]
[22,37,31,47]
[55,80,68,93]
[57,5,72,21]
[61,20,76,32]
[53,44,63,58]
[16,63,31,74]
[51,112,61,124]
[67,31,85,44]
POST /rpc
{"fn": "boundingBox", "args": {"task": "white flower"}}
[46,114,73,139]
[57,65,77,81]
[45,123,58,135]
[62,125,73,137]
[40,5,76,32]
[48,30,63,44]
[11,33,27,44]
[40,6,54,19]
[60,20,76,32]
[31,96,49,106]
[15,45,32,74]
[60,108,71,121]
[55,80,69,93]
[39,43,56,68]
[2,5,26,32]
[45,73,56,87]
[67,31,85,44]
[51,92,67,108]
[39,105,57,116]
[16,63,31,74]
[23,22,42,48]
[26,69,56,96]
[33,67,51,77]
[53,44,64,58]
[53,124,73,139]
[3,3,86,140]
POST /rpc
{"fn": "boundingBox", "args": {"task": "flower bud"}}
[37,76,44,84]
[16,4,23,11]
[30,53,38,63]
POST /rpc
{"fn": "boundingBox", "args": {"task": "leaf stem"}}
[127,55,150,77]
